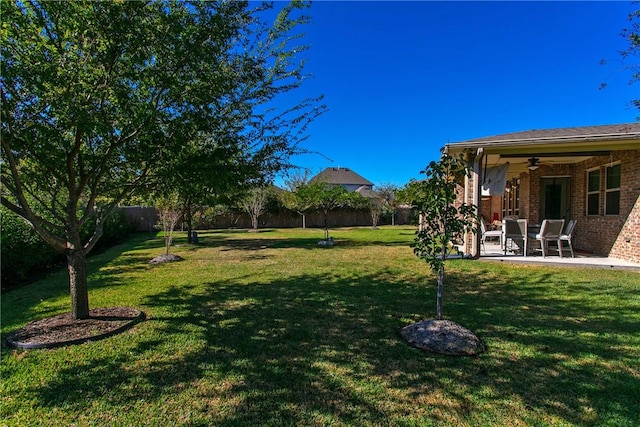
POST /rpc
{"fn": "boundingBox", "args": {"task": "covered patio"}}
[445,123,640,266]
[479,239,640,270]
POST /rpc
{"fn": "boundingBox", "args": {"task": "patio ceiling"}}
[483,153,595,179]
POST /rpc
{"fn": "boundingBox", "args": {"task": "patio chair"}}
[558,219,577,258]
[503,219,527,256]
[529,219,565,258]
[480,217,502,254]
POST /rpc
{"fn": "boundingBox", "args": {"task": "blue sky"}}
[274,1,638,187]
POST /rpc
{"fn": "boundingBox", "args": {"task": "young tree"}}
[239,187,269,231]
[1,1,323,319]
[406,150,477,320]
[156,193,182,256]
[306,182,361,241]
[376,183,399,226]
[368,194,383,229]
[280,170,315,228]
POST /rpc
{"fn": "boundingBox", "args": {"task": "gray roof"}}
[311,167,374,186]
[451,123,640,145]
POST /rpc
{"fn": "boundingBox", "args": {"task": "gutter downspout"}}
[471,147,484,259]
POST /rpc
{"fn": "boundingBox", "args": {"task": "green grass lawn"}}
[2,226,639,426]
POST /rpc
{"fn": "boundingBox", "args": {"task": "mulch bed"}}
[5,306,145,349]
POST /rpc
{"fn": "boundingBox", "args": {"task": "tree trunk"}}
[183,201,194,243]
[302,213,306,229]
[67,246,90,320]
[436,266,444,320]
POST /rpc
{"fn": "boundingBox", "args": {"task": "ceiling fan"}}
[527,157,540,170]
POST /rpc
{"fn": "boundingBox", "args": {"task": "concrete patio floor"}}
[479,240,640,271]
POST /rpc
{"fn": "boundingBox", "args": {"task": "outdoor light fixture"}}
[527,157,540,170]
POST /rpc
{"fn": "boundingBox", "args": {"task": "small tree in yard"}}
[308,182,357,241]
[281,171,315,228]
[240,187,269,231]
[156,193,182,256]
[367,191,383,229]
[376,183,399,226]
[399,149,483,356]
[407,150,477,320]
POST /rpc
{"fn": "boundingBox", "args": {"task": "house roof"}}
[311,167,374,187]
[445,123,640,178]
[450,123,640,147]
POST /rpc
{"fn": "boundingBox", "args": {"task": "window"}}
[605,163,621,215]
[501,179,520,218]
[586,169,600,215]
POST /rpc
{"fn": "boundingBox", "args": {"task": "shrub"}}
[1,207,138,290]
[1,206,63,287]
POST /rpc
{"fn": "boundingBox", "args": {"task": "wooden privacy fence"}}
[121,206,414,232]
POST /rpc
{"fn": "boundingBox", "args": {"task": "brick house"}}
[445,123,640,264]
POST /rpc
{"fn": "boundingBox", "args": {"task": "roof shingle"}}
[455,123,640,144]
[311,167,374,186]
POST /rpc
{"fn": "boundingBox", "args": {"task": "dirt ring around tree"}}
[5,307,145,350]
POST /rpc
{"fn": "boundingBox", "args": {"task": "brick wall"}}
[532,150,639,262]
[571,150,640,262]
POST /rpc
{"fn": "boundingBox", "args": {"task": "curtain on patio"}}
[481,163,509,196]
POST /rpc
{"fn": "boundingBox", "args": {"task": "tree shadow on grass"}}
[180,232,413,254]
[18,264,640,425]
[445,265,640,424]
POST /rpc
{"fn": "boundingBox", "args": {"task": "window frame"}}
[586,167,600,216]
[604,162,621,216]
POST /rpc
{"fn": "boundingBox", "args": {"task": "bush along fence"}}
[1,207,138,291]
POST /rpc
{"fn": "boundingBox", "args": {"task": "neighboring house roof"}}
[446,122,640,178]
[355,185,375,198]
[311,167,374,187]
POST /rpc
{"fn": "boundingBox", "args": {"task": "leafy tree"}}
[157,133,255,242]
[306,182,362,240]
[406,150,477,320]
[280,170,315,228]
[601,4,640,113]
[1,1,323,319]
[376,183,399,226]
[622,6,640,111]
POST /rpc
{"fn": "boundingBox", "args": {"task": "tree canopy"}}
[622,7,640,111]
[1,0,324,318]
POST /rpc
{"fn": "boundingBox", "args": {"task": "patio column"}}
[471,148,484,259]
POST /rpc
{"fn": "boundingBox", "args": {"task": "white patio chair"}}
[529,219,565,258]
[558,219,577,258]
[503,219,527,256]
[480,217,502,254]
